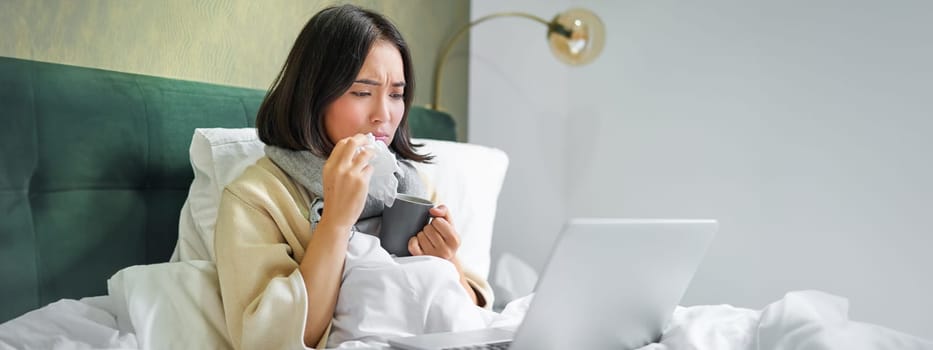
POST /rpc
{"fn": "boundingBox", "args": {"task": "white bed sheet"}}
[0,296,136,350]
[2,261,931,350]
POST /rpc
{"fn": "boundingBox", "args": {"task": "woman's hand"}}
[319,134,374,232]
[407,205,483,306]
[407,205,460,260]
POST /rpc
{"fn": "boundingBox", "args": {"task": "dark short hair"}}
[256,4,431,162]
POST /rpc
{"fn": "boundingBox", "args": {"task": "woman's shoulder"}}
[226,157,287,189]
[224,156,309,207]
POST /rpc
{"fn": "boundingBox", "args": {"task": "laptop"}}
[387,218,718,350]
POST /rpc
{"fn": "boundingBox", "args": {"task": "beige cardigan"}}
[214,157,493,350]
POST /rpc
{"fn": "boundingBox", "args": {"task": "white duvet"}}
[2,234,931,350]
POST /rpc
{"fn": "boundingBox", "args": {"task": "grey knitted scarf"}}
[264,145,426,235]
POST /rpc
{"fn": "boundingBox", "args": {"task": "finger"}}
[332,134,369,165]
[430,217,458,246]
[417,232,435,251]
[429,205,453,225]
[429,205,447,217]
[345,134,371,163]
[329,137,356,164]
[351,147,375,172]
[351,133,370,143]
[408,235,423,256]
[359,163,374,181]
[421,224,444,249]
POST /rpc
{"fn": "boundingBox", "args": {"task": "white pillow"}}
[171,128,509,280]
[171,128,265,262]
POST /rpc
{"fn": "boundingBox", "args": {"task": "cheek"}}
[391,103,405,127]
[330,96,367,117]
[324,99,362,141]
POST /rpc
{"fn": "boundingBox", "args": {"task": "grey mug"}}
[380,194,434,257]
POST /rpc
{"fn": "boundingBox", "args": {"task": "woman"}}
[213,4,492,350]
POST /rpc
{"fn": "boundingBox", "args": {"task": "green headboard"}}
[0,56,456,322]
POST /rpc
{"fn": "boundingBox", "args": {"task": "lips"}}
[372,132,390,144]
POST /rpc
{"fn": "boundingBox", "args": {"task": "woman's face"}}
[324,40,406,147]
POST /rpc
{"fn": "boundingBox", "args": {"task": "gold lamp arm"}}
[431,12,550,111]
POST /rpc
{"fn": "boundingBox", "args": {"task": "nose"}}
[370,96,390,125]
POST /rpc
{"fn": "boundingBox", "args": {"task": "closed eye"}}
[350,91,372,97]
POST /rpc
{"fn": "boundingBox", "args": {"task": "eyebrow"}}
[354,79,406,87]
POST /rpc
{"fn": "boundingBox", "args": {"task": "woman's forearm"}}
[451,257,482,307]
[299,219,351,347]
[459,276,480,306]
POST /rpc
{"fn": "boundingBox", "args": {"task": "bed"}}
[0,55,458,320]
[0,56,516,349]
[2,56,931,349]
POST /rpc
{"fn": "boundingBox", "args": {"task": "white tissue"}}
[363,133,402,207]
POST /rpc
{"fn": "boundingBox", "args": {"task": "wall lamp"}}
[430,8,606,111]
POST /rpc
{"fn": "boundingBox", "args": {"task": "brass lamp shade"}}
[547,8,606,66]
[431,8,606,110]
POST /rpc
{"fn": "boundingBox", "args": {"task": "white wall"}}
[471,0,933,339]
[469,0,572,301]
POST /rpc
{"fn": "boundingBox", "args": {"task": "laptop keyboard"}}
[443,341,511,350]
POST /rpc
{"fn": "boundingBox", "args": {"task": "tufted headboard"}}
[0,56,457,322]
